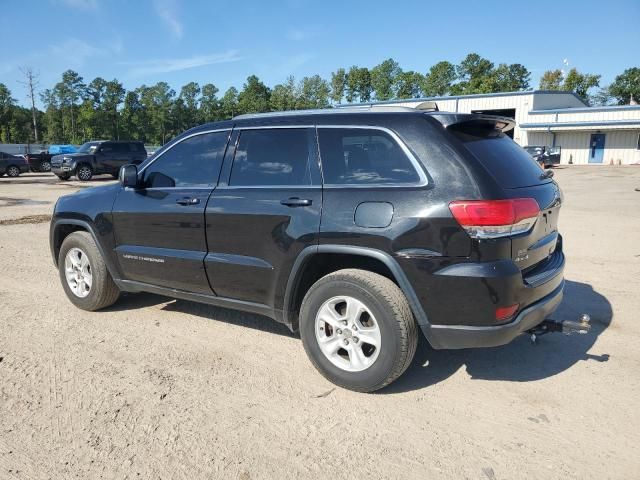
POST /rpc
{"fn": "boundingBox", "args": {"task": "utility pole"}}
[19,67,40,144]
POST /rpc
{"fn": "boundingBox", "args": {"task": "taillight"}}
[449,198,540,239]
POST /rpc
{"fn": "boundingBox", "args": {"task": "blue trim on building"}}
[338,90,587,108]
[520,120,640,129]
[529,105,640,114]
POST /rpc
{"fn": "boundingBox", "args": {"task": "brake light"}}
[495,304,519,322]
[449,198,539,239]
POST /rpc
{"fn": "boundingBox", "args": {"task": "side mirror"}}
[119,164,139,188]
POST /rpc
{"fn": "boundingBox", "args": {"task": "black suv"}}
[50,107,565,392]
[51,140,147,181]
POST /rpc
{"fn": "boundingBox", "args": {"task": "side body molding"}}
[282,244,433,339]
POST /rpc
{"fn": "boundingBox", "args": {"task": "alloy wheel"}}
[314,295,382,372]
[7,166,20,177]
[64,247,93,298]
[77,166,92,181]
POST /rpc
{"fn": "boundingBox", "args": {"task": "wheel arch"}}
[50,219,120,280]
[283,245,431,335]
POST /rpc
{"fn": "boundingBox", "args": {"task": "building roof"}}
[339,90,588,108]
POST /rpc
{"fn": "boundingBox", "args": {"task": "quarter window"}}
[142,131,229,188]
[229,129,312,186]
[317,128,421,185]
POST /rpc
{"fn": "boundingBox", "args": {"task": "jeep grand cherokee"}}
[50,106,565,392]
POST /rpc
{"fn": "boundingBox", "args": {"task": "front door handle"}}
[176,197,200,206]
[280,197,312,207]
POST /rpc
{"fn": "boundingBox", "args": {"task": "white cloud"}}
[123,50,242,77]
[153,0,183,39]
[54,0,98,9]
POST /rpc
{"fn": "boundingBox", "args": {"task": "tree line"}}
[1,53,638,146]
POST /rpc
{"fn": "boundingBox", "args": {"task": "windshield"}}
[77,142,100,153]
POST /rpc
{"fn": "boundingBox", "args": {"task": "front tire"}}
[58,231,120,311]
[6,165,20,177]
[76,164,93,181]
[300,269,418,392]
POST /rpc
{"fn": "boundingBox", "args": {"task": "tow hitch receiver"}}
[528,314,591,344]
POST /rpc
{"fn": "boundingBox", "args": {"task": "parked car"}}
[524,145,561,168]
[0,151,30,177]
[50,107,566,392]
[24,151,53,172]
[51,140,148,181]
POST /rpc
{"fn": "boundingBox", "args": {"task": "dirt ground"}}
[1,167,639,479]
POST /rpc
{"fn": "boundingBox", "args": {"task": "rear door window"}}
[229,128,312,186]
[451,125,549,188]
[317,128,421,185]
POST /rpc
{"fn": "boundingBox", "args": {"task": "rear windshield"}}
[451,124,549,188]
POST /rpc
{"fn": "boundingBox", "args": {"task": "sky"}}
[1,0,638,108]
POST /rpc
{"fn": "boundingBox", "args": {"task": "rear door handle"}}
[280,197,312,207]
[176,197,200,206]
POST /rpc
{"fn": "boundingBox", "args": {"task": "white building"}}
[370,91,640,165]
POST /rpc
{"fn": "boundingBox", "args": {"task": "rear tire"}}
[6,165,20,177]
[40,161,51,172]
[300,269,418,393]
[76,164,93,181]
[58,231,120,311]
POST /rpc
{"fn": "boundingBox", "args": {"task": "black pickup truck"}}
[51,140,147,181]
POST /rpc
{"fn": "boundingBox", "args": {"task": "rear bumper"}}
[425,281,564,349]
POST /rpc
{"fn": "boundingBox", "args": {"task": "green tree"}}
[395,71,424,99]
[57,70,87,143]
[0,83,16,142]
[179,81,201,128]
[220,87,239,119]
[121,90,145,141]
[608,67,640,105]
[200,83,220,122]
[103,79,125,139]
[539,69,564,90]
[422,61,457,96]
[296,75,330,109]
[330,68,346,104]
[40,88,63,143]
[270,76,298,111]
[370,58,401,101]
[346,66,372,103]
[453,53,494,94]
[237,75,270,114]
[485,63,531,92]
[563,68,600,101]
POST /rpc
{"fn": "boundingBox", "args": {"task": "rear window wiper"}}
[539,169,554,180]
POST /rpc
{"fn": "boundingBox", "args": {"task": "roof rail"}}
[233,104,421,120]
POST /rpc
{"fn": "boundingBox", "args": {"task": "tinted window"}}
[142,131,229,188]
[318,128,420,185]
[451,125,549,188]
[129,143,145,153]
[229,129,311,186]
[100,143,114,153]
[112,143,129,153]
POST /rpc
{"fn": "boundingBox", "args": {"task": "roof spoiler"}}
[429,112,515,133]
